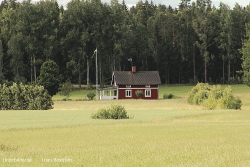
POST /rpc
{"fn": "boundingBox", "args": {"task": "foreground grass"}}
[1,84,250,166]
[0,99,203,130]
[1,109,250,166]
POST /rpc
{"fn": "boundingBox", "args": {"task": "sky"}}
[17,0,250,9]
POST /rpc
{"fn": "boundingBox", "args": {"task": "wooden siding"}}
[117,85,159,100]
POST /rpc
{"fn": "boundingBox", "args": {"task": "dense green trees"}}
[37,60,61,96]
[0,83,53,110]
[241,23,250,86]
[0,0,250,87]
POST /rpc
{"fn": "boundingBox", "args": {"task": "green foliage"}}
[135,90,143,98]
[37,60,61,96]
[59,80,74,100]
[0,0,248,86]
[87,83,94,90]
[91,104,130,119]
[163,94,173,99]
[0,40,4,81]
[92,108,110,119]
[0,83,53,110]
[187,83,210,105]
[227,76,243,84]
[87,92,96,100]
[0,84,11,109]
[187,83,241,110]
[14,75,27,84]
[241,23,250,87]
[189,76,198,84]
[202,85,222,110]
[0,75,5,84]
[219,87,242,110]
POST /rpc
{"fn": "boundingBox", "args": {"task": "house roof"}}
[112,71,161,85]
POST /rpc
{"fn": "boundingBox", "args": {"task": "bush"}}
[91,104,130,119]
[135,90,143,98]
[187,83,210,105]
[59,80,73,100]
[227,76,243,84]
[87,92,96,100]
[92,108,111,119]
[233,97,242,110]
[0,83,53,110]
[219,87,242,110]
[27,85,54,110]
[202,85,222,110]
[163,94,173,99]
[187,83,241,110]
[193,89,210,105]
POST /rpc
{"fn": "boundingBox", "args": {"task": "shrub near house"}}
[135,90,144,98]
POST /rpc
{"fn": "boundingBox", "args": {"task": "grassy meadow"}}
[1,84,250,166]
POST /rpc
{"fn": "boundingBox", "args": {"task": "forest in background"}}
[0,0,250,87]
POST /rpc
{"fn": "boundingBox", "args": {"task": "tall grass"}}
[1,110,250,166]
[1,84,250,166]
[0,99,205,130]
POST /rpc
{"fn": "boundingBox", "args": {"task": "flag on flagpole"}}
[92,49,97,58]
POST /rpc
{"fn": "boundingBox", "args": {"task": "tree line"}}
[1,0,250,88]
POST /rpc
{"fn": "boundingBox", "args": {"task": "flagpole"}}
[96,48,98,100]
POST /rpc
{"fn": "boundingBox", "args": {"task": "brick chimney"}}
[132,66,136,73]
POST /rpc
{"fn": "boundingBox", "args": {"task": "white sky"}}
[15,0,250,9]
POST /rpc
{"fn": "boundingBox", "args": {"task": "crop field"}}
[1,84,250,166]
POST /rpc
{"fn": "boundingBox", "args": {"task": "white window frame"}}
[125,90,132,97]
[126,85,131,88]
[145,89,151,97]
[145,85,150,88]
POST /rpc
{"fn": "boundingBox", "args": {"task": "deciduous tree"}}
[37,60,61,96]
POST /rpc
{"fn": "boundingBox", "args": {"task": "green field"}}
[1,84,250,166]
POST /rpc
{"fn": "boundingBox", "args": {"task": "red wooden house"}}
[99,66,161,100]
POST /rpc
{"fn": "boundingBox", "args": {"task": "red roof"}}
[112,71,161,85]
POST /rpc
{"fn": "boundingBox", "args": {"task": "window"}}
[125,90,131,97]
[145,89,151,97]
[145,85,150,88]
[126,85,131,88]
